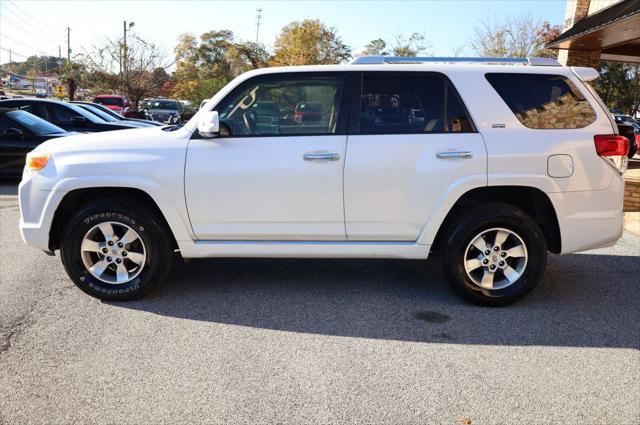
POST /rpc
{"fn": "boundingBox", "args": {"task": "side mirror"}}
[197,111,219,138]
[71,116,86,126]
[3,128,25,139]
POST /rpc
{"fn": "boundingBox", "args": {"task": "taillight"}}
[594,134,629,173]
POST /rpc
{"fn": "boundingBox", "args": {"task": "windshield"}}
[78,104,117,122]
[7,110,65,135]
[151,100,179,110]
[94,97,124,107]
[89,103,121,118]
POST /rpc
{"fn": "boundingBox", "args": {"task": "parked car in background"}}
[35,88,47,98]
[93,95,133,117]
[0,108,73,177]
[71,101,162,127]
[293,101,326,124]
[613,114,639,125]
[0,99,142,133]
[618,122,639,159]
[145,99,183,124]
[250,101,280,133]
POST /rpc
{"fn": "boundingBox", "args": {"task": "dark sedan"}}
[146,99,183,124]
[71,101,164,127]
[0,108,73,177]
[0,99,142,133]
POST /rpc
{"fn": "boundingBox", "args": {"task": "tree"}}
[471,16,562,58]
[272,19,351,66]
[361,38,389,56]
[61,59,86,101]
[392,32,430,57]
[172,31,270,104]
[535,22,562,58]
[596,62,640,116]
[82,33,169,109]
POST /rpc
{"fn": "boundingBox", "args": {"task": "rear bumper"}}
[549,174,625,254]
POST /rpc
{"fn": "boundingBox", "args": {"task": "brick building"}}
[547,0,640,67]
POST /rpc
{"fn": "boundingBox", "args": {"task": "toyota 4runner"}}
[18,56,629,305]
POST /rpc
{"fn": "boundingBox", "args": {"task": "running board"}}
[178,240,430,259]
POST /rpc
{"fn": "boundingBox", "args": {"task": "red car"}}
[293,102,326,124]
[93,95,134,118]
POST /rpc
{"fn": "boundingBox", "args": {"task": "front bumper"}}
[18,175,65,252]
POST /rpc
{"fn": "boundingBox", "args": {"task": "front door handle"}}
[303,152,340,161]
[436,151,473,160]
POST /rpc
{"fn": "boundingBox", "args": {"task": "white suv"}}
[18,57,629,306]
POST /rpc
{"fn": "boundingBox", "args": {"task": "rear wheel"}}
[439,203,547,306]
[60,199,173,300]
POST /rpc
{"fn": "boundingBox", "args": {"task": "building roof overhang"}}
[547,0,640,62]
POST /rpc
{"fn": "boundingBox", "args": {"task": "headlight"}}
[25,152,49,174]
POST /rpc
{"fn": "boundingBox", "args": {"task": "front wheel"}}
[439,204,547,306]
[60,199,173,301]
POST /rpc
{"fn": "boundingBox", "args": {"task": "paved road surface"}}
[1,183,638,424]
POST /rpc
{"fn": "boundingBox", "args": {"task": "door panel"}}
[344,71,487,241]
[344,133,486,240]
[185,135,347,240]
[185,72,350,241]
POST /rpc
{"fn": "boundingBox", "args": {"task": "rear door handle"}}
[436,151,473,159]
[303,152,340,161]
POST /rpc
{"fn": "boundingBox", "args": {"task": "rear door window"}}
[358,73,474,134]
[485,73,596,129]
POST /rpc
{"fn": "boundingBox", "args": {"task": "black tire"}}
[60,198,173,301]
[438,203,547,306]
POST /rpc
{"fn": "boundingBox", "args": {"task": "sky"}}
[0,0,567,67]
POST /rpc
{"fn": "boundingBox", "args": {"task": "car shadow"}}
[108,249,640,349]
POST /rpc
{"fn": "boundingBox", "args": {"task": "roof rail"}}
[351,56,562,66]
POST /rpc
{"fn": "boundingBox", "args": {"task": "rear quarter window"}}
[485,73,596,129]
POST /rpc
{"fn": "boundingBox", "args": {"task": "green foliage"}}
[361,39,389,56]
[3,55,62,76]
[272,19,351,66]
[596,62,640,116]
[392,33,429,57]
[173,30,271,105]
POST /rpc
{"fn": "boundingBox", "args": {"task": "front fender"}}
[19,174,194,252]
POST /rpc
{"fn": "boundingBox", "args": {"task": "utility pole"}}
[255,8,262,44]
[123,21,135,83]
[8,49,12,92]
[58,45,61,59]
[66,27,71,61]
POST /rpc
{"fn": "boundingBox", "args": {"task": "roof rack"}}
[351,56,561,66]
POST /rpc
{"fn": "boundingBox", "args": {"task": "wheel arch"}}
[427,186,562,254]
[49,186,181,252]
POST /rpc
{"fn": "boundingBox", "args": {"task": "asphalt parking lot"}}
[1,182,639,424]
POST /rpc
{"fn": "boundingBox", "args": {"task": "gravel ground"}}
[1,183,638,424]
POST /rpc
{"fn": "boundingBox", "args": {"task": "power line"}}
[1,33,41,53]
[4,0,62,37]
[0,15,57,43]
[1,4,59,38]
[0,46,28,59]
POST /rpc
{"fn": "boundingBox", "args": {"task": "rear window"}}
[485,73,596,129]
[94,97,124,107]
